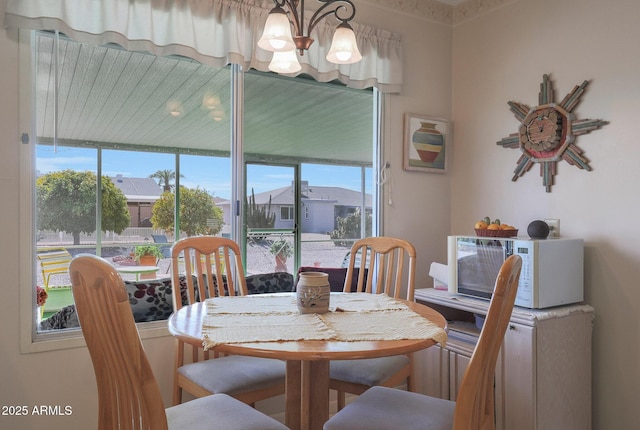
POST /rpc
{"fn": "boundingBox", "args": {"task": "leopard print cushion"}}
[246,272,295,294]
[40,275,190,329]
[126,276,189,322]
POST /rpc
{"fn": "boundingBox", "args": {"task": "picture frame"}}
[403,113,449,173]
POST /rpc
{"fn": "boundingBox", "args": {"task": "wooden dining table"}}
[167,293,447,430]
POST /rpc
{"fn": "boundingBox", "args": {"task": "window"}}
[23,31,379,348]
[280,206,294,221]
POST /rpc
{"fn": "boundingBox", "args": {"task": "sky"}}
[36,145,372,200]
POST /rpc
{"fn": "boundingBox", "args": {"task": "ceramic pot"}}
[138,254,157,266]
[275,254,287,272]
[412,122,444,162]
[296,272,330,314]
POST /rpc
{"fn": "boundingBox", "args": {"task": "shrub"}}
[330,208,372,246]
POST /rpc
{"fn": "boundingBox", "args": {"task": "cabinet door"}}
[499,322,535,430]
[443,332,476,401]
[448,350,471,401]
[414,345,450,398]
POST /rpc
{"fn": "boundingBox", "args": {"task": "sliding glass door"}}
[242,71,375,275]
[244,162,298,275]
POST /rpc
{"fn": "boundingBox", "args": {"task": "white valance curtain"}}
[4,0,403,92]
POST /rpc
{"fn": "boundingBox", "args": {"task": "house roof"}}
[110,175,163,202]
[245,184,371,207]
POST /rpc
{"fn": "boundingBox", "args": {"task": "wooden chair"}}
[323,254,523,430]
[69,254,288,430]
[330,236,417,410]
[170,236,286,405]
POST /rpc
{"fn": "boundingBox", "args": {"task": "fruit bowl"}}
[475,228,518,238]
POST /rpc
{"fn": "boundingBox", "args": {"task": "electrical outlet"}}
[545,219,560,238]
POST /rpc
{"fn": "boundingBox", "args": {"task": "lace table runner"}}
[320,310,447,344]
[203,313,336,346]
[204,293,407,314]
[205,294,298,314]
[202,293,447,349]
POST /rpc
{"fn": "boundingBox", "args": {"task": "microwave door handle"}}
[505,241,513,258]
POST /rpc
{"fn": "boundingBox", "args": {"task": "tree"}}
[151,186,224,236]
[149,169,183,192]
[36,170,130,245]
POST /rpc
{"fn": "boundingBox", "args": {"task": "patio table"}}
[115,265,159,281]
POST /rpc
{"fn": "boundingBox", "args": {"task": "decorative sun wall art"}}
[496,74,608,192]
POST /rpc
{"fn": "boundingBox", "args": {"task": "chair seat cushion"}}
[330,355,410,386]
[323,386,455,430]
[166,393,287,430]
[178,355,286,395]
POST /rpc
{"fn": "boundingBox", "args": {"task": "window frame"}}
[19,30,384,353]
[18,31,179,352]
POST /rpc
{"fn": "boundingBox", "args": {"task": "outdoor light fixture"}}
[166,99,184,117]
[258,0,362,73]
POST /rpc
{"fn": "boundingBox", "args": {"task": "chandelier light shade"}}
[259,0,361,67]
[325,22,361,64]
[257,6,296,52]
[268,50,303,74]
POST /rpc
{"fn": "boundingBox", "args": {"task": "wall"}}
[451,0,640,428]
[0,1,453,429]
[358,3,453,284]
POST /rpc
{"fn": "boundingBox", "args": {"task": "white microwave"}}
[447,236,584,309]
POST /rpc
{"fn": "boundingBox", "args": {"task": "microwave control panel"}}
[512,241,534,307]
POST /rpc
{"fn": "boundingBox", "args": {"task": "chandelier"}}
[258,0,362,74]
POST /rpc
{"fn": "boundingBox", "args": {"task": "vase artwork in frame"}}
[403,113,449,173]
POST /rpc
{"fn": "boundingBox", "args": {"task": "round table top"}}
[168,295,447,361]
[114,265,160,273]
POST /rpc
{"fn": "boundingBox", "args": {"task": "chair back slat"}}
[453,254,522,430]
[170,236,247,311]
[343,237,417,300]
[70,255,168,430]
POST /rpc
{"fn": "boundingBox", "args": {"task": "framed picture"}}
[403,113,449,173]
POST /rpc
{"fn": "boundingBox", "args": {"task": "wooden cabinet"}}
[414,288,594,430]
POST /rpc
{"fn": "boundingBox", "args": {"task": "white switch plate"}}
[545,219,560,238]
